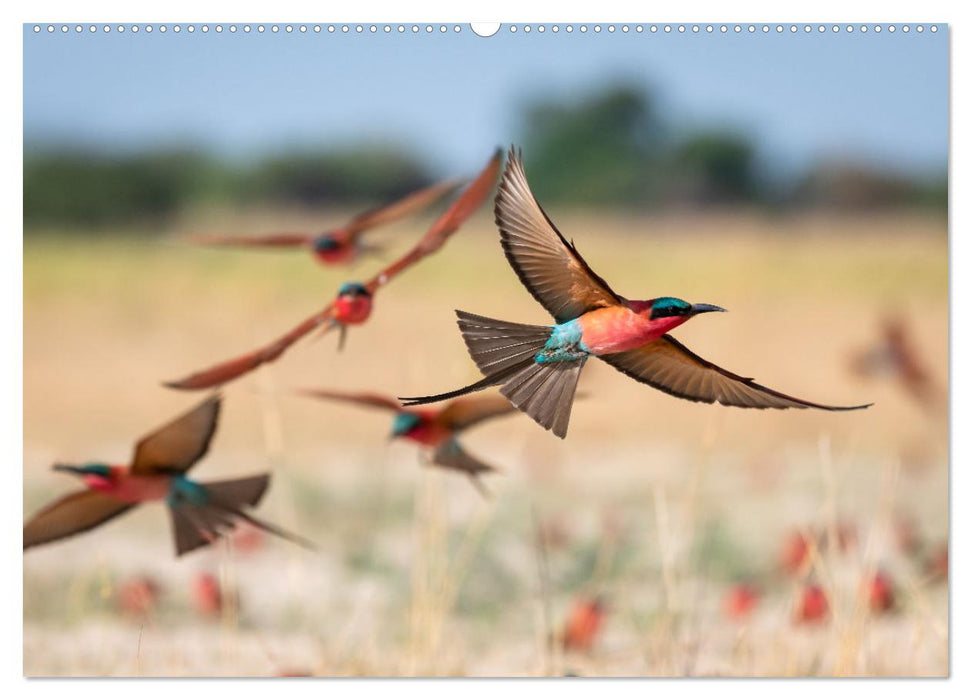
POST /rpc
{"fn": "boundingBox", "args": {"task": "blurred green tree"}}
[793,161,948,212]
[23,150,219,228]
[243,145,432,207]
[520,84,664,206]
[666,132,758,204]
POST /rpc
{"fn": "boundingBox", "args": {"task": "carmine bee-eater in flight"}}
[190,178,461,266]
[23,396,314,556]
[164,149,502,390]
[400,147,870,438]
[295,388,517,497]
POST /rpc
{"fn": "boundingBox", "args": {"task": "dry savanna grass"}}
[23,208,947,676]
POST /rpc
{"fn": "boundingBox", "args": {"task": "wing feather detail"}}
[600,335,872,411]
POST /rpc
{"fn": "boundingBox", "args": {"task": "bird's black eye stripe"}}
[650,302,691,320]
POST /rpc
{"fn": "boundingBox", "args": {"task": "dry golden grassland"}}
[23,208,947,676]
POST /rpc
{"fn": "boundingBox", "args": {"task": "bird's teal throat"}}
[535,320,589,364]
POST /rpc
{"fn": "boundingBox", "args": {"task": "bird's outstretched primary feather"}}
[435,395,518,431]
[23,491,135,550]
[495,148,623,323]
[342,179,463,239]
[600,336,872,411]
[295,388,404,411]
[188,179,461,250]
[131,395,221,474]
[364,149,502,294]
[190,232,313,248]
[164,150,502,391]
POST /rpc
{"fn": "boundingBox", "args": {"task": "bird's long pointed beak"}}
[52,464,83,475]
[691,303,727,315]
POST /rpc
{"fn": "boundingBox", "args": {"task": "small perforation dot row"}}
[31,23,941,35]
[31,24,467,35]
[507,24,937,34]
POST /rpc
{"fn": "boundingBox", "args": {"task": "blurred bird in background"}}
[116,575,162,621]
[189,178,461,267]
[165,149,502,390]
[862,570,897,614]
[402,148,870,438]
[191,572,224,617]
[295,388,517,497]
[850,315,943,412]
[23,396,314,556]
[561,595,607,653]
[793,583,829,625]
[722,582,760,622]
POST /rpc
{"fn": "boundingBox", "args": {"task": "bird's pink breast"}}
[404,415,452,447]
[578,306,688,355]
[313,244,355,265]
[333,295,373,325]
[85,468,172,503]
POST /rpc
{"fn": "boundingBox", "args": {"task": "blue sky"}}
[23,25,948,178]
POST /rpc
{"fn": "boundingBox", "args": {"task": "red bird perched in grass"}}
[561,596,607,653]
[165,149,502,390]
[723,583,760,621]
[925,543,948,582]
[400,147,870,438]
[191,572,224,617]
[779,524,856,575]
[189,178,461,267]
[23,396,314,556]
[862,570,896,614]
[794,583,829,624]
[117,576,162,621]
[295,389,516,497]
[779,531,814,575]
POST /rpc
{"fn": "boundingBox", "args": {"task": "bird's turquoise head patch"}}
[314,235,341,252]
[391,412,422,437]
[80,463,111,476]
[649,297,692,320]
[337,281,370,297]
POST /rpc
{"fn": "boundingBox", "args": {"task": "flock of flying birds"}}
[23,146,871,558]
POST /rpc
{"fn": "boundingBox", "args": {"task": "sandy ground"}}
[23,209,948,676]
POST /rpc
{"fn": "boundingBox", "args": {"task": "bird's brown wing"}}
[295,388,402,411]
[495,147,623,323]
[189,232,313,248]
[600,335,872,411]
[131,395,222,474]
[342,179,464,239]
[163,304,336,390]
[364,149,502,294]
[24,490,135,550]
[436,395,517,431]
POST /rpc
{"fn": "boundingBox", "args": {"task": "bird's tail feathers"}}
[431,439,500,499]
[400,311,585,439]
[168,474,315,556]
